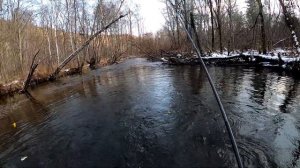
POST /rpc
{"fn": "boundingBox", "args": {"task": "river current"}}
[0,58,300,167]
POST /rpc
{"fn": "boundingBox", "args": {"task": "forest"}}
[1,1,300,167]
[162,0,300,54]
[0,0,299,95]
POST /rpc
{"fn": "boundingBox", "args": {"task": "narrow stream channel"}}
[1,58,300,167]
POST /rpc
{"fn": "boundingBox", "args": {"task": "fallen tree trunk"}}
[21,50,40,93]
[161,53,300,74]
[49,14,128,81]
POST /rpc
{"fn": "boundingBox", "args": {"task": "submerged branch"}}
[21,50,40,93]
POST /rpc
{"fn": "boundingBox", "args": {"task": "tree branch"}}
[49,14,128,80]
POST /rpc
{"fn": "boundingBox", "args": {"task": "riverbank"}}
[1,51,299,99]
[0,67,85,98]
[0,56,137,99]
[159,51,300,76]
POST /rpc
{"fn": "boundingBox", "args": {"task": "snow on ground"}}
[160,49,300,67]
[202,49,300,63]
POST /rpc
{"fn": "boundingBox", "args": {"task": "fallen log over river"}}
[161,53,300,74]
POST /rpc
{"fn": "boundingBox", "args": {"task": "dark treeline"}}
[155,0,300,56]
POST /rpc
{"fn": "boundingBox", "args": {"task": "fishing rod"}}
[168,2,244,168]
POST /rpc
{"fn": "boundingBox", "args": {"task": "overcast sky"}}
[134,0,248,34]
[40,0,266,34]
[133,0,165,33]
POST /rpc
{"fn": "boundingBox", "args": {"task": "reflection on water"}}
[0,58,300,168]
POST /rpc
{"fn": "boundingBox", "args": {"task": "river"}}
[0,58,300,168]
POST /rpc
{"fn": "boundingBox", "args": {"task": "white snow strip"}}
[201,52,299,63]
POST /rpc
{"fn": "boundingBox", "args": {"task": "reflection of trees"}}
[25,91,49,114]
[0,92,49,136]
[77,80,88,98]
[0,114,16,136]
[250,68,268,105]
[230,67,246,97]
[280,79,299,113]
[217,66,244,98]
[248,68,300,113]
[188,66,205,94]
[167,66,230,166]
[80,76,99,97]
[0,92,52,162]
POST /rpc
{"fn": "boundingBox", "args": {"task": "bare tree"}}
[50,14,128,80]
[226,0,234,55]
[256,0,267,54]
[214,0,223,53]
[208,0,215,51]
[278,0,300,54]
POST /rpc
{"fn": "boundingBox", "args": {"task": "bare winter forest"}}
[0,0,299,93]
[2,1,300,167]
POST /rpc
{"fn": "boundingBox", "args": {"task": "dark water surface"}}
[1,58,300,168]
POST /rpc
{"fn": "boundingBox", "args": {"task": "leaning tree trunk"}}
[49,14,127,80]
[278,0,300,54]
[256,0,267,54]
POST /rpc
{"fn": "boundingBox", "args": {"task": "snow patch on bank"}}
[203,49,299,63]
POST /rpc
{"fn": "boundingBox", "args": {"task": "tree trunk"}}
[256,0,267,54]
[278,0,300,54]
[46,29,52,62]
[215,0,223,53]
[190,12,203,55]
[227,0,234,55]
[208,0,215,51]
[175,0,181,47]
[54,25,60,64]
[18,28,23,67]
[183,0,191,40]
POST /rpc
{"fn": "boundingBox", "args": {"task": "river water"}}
[0,58,300,168]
